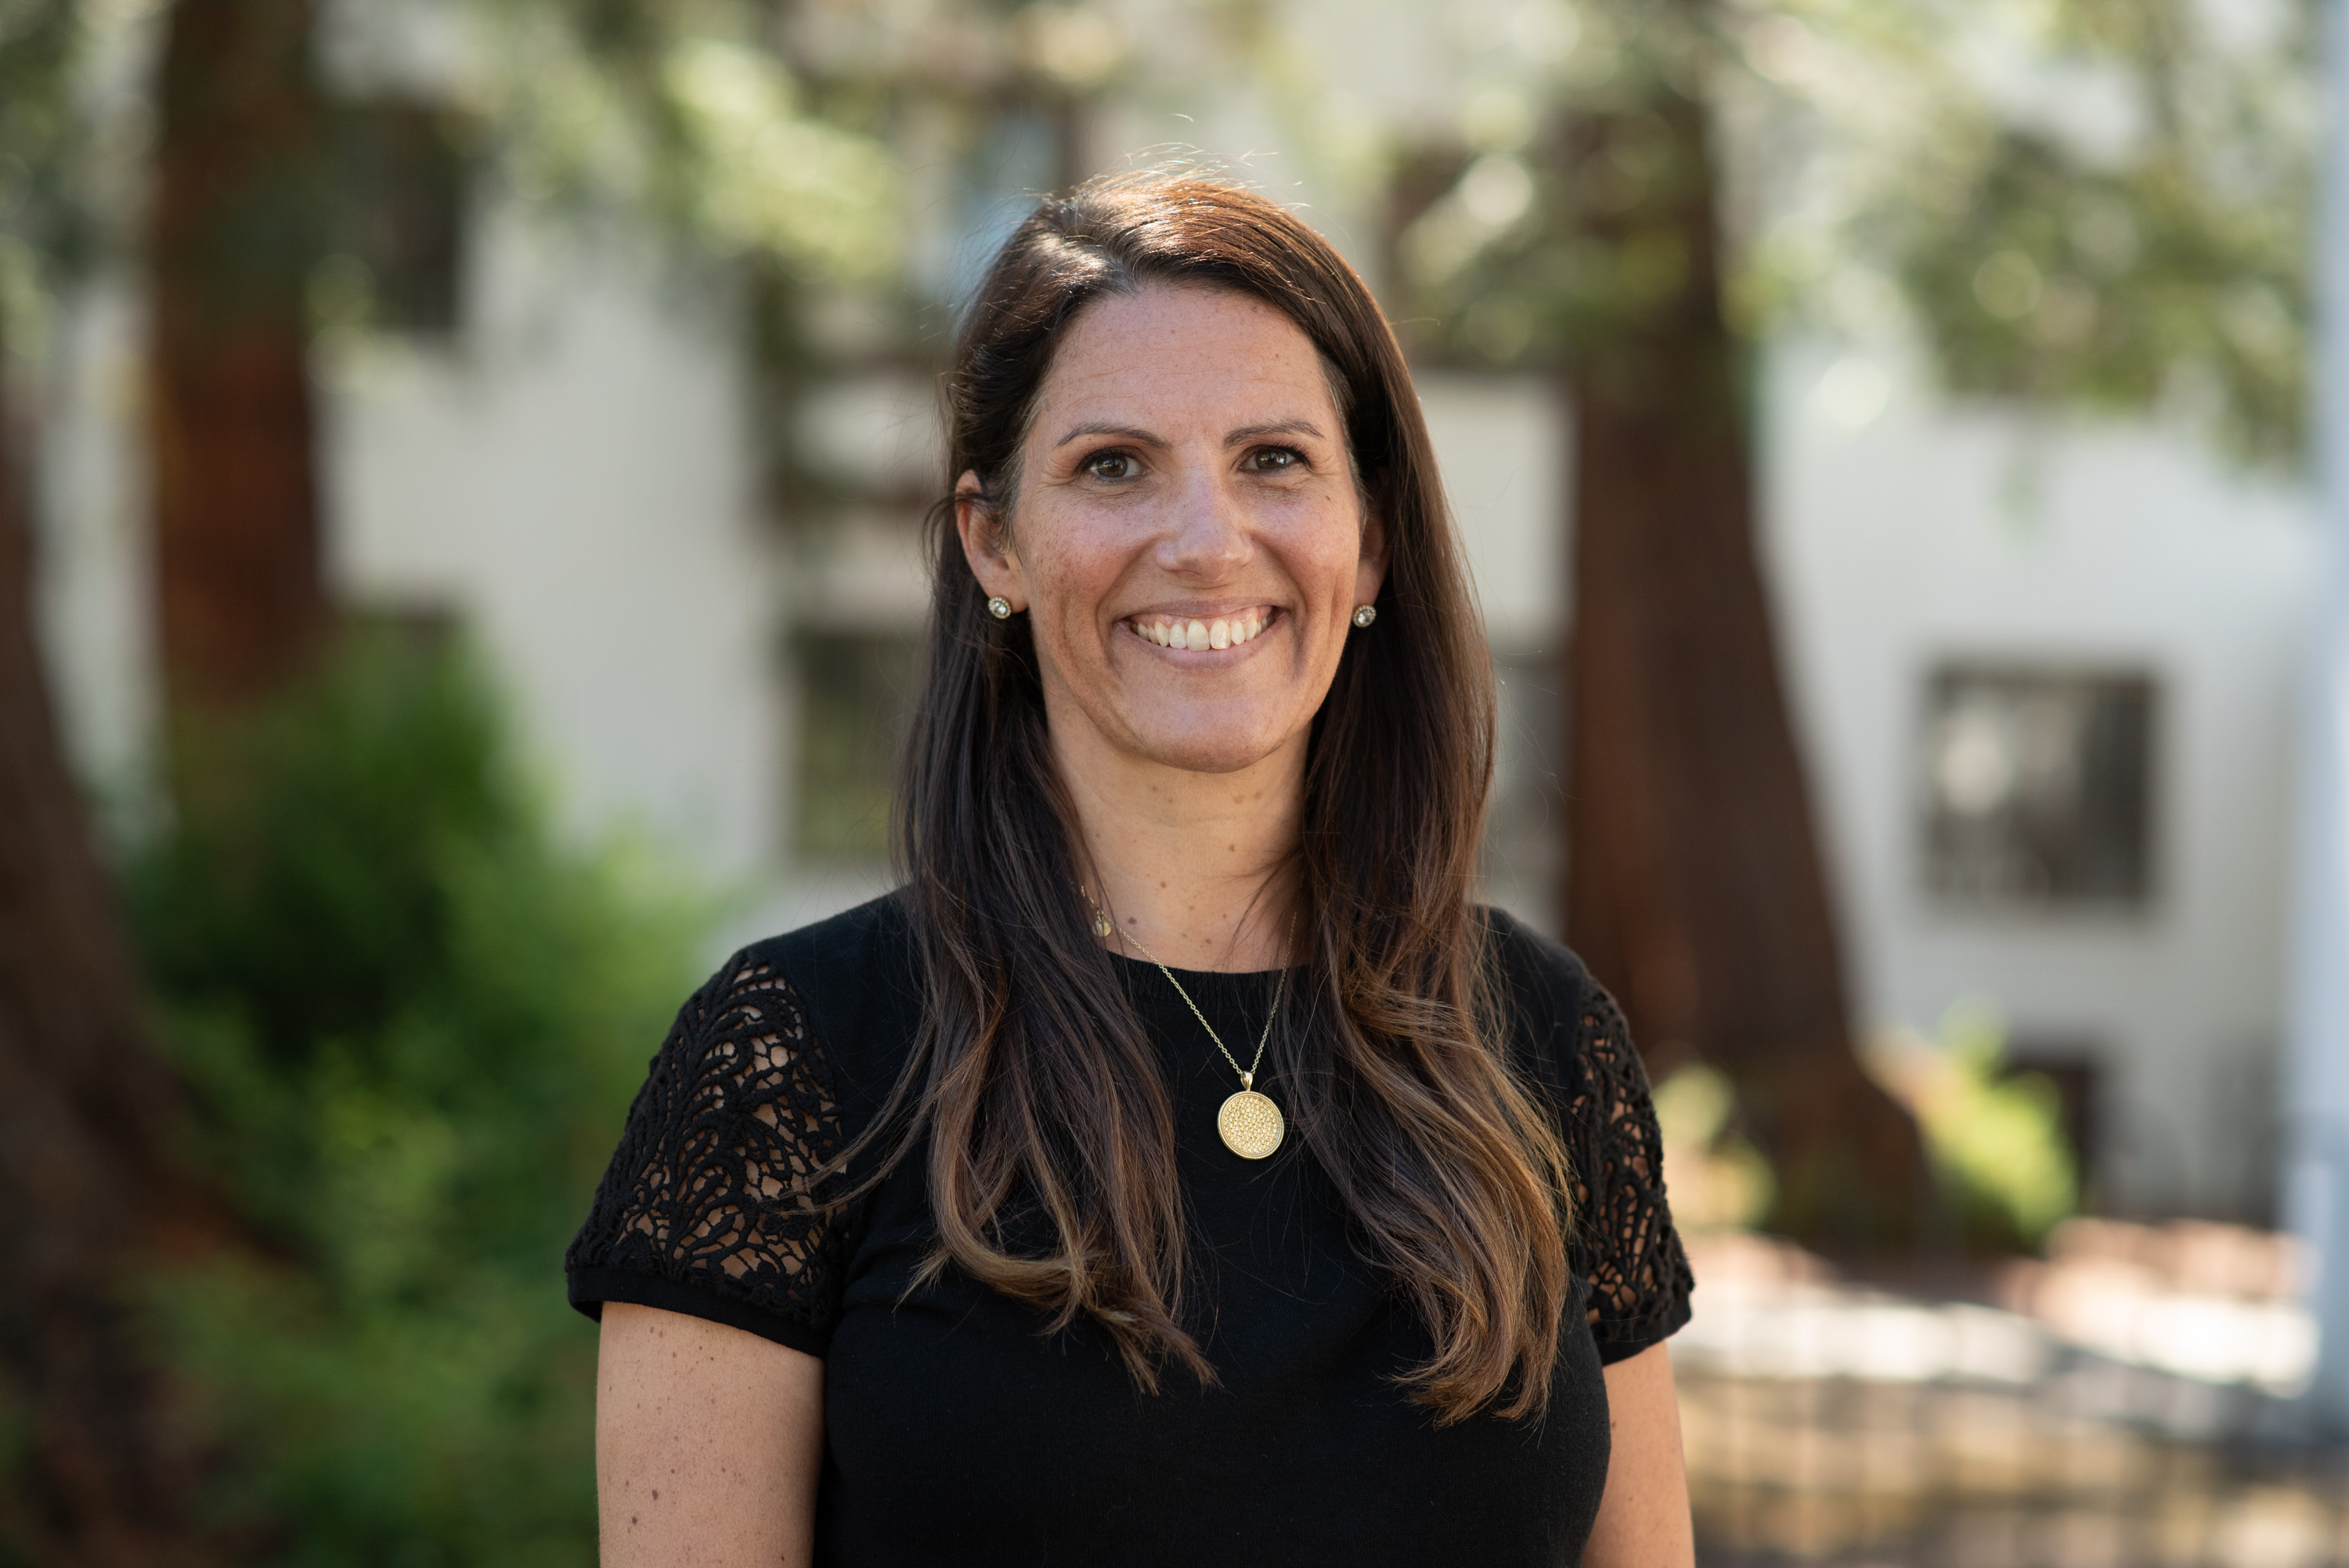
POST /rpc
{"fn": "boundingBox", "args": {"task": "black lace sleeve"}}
[1561,986,1695,1363]
[565,948,854,1357]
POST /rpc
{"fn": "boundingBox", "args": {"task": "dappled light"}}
[0,0,2334,1562]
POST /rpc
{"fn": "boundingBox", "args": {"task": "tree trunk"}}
[150,0,328,714]
[0,322,220,1563]
[1561,85,1927,1244]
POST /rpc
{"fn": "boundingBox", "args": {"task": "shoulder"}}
[564,896,915,1354]
[1475,908,1695,1354]
[1473,905,1661,1172]
[749,887,915,974]
[723,891,922,1123]
[1474,905,1607,1097]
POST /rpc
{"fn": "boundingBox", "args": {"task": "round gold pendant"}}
[1217,1090,1286,1159]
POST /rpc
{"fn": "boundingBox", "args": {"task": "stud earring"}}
[987,597,1013,619]
[1351,604,1377,628]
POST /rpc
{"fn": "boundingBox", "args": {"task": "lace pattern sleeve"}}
[1562,986,1695,1363]
[565,949,853,1356]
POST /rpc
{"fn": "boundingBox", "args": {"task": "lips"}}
[1124,607,1274,651]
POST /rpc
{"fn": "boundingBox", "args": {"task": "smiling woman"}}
[956,284,1382,850]
[566,171,1695,1567]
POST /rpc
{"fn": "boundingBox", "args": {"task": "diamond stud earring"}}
[987,597,1013,619]
[1351,604,1377,628]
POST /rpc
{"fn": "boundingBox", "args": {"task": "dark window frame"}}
[790,626,922,863]
[1919,661,2159,910]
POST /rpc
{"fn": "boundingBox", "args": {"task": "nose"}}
[1156,464,1250,580]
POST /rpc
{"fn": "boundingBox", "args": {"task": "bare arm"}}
[1582,1342,1694,1568]
[596,1302,826,1567]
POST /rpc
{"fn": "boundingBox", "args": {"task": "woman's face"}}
[957,285,1385,778]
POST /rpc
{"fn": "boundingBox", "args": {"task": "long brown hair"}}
[889,170,1572,1422]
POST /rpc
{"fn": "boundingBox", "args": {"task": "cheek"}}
[1018,520,1131,670]
[1029,534,1123,619]
[1291,512,1368,604]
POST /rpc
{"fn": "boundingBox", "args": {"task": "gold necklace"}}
[1083,889,1291,1159]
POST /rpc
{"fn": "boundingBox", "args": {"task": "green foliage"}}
[1381,0,2315,462]
[0,0,96,357]
[464,0,903,285]
[1871,1005,2080,1252]
[1853,0,2315,464]
[1386,3,1718,372]
[124,633,705,1564]
[1651,1062,1777,1232]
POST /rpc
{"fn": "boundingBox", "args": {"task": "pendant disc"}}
[1217,1090,1286,1159]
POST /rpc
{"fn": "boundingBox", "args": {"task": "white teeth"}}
[1135,611,1270,649]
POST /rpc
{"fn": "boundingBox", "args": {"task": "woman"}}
[568,170,1696,1566]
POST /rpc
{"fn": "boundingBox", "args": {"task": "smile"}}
[1122,607,1276,651]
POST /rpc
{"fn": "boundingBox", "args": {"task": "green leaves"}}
[1386,0,2316,463]
[660,38,900,280]
[128,632,707,1563]
[1781,0,2315,463]
[0,0,92,357]
[1878,115,2310,465]
[469,1,904,285]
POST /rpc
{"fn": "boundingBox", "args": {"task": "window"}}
[331,101,467,335]
[795,631,922,861]
[1481,651,1566,935]
[1921,664,2156,906]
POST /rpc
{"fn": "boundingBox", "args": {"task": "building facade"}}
[27,2,2318,1226]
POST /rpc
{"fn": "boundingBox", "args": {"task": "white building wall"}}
[322,211,784,887]
[23,55,2315,1224]
[1418,371,1572,937]
[1763,340,2318,1218]
[31,278,156,831]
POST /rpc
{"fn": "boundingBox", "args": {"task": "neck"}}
[1052,723,1304,975]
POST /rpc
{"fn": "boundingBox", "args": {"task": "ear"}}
[954,470,1027,611]
[1352,507,1389,610]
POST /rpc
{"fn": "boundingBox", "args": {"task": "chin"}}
[1130,720,1290,777]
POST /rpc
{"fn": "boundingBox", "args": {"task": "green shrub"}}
[1650,1062,1776,1233]
[1871,1004,2080,1252]
[125,633,706,1565]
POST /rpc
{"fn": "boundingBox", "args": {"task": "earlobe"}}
[1355,510,1391,604]
[954,468,1026,613]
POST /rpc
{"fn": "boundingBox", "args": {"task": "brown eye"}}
[1247,447,1301,473]
[1086,452,1138,481]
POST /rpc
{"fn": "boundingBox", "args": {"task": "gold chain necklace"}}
[1083,889,1291,1159]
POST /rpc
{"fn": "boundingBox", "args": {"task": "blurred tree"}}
[5,4,896,1556]
[1389,0,2316,1242]
[461,0,904,523]
[146,0,901,716]
[149,0,334,715]
[124,633,703,1563]
[1823,0,2313,464]
[0,7,234,1562]
[1389,0,1929,1242]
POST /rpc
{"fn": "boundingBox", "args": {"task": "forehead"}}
[1033,285,1337,431]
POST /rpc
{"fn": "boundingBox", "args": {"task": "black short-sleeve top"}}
[567,894,1692,1566]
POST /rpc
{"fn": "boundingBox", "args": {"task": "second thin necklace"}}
[1083,889,1290,1159]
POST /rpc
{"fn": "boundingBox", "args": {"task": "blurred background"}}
[0,0,2339,1563]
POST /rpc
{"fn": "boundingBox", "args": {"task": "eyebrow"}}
[1224,420,1326,445]
[1053,421,1167,449]
[1051,417,1329,449]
